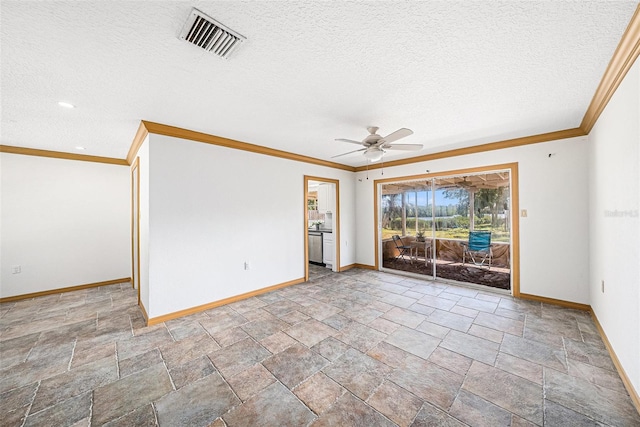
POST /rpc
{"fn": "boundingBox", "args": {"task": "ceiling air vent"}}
[179,8,246,59]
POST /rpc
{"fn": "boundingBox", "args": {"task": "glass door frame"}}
[373,163,520,297]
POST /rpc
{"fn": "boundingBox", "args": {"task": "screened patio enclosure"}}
[380,171,512,290]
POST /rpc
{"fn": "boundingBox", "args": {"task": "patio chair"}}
[462,231,493,269]
[392,235,412,263]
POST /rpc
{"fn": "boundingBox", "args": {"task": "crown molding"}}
[126,121,149,165]
[140,121,356,172]
[0,145,128,166]
[354,128,585,172]
[581,4,640,133]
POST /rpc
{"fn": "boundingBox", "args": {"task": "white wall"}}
[0,154,130,297]
[355,135,590,304]
[136,138,151,314]
[588,59,639,394]
[142,134,355,318]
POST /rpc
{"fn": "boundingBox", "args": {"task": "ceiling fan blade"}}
[331,148,366,158]
[335,138,363,145]
[383,144,423,151]
[381,128,413,144]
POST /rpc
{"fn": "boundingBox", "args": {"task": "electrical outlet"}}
[12,265,21,274]
[601,280,605,293]
[244,262,249,271]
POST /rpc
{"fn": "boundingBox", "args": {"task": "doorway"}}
[304,176,340,281]
[375,164,519,294]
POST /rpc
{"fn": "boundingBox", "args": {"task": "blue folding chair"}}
[462,231,493,269]
[392,235,412,263]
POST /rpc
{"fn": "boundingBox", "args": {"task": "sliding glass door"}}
[380,170,512,291]
[380,181,434,277]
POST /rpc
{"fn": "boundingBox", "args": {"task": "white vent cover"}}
[179,8,246,59]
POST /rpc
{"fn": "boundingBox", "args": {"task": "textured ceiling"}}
[1,1,637,167]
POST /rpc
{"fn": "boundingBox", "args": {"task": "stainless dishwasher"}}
[308,231,324,265]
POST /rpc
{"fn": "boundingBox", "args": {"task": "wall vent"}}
[179,8,246,59]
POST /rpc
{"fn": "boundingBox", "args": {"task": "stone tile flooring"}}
[1,267,639,426]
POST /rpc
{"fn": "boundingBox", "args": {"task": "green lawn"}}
[382,227,510,242]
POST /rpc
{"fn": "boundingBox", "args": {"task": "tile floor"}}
[1,267,639,426]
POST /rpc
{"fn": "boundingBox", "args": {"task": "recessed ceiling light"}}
[58,101,75,108]
[75,146,86,151]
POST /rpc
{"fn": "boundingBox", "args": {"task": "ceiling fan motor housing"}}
[364,134,382,145]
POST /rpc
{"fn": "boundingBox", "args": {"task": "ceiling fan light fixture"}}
[364,148,384,162]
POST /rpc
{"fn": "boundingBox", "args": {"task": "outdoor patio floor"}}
[383,258,511,290]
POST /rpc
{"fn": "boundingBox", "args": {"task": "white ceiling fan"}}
[333,126,423,162]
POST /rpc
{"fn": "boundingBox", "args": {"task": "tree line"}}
[381,187,509,230]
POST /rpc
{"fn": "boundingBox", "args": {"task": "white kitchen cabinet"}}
[327,186,335,213]
[317,184,328,213]
[323,232,333,267]
[317,183,335,213]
